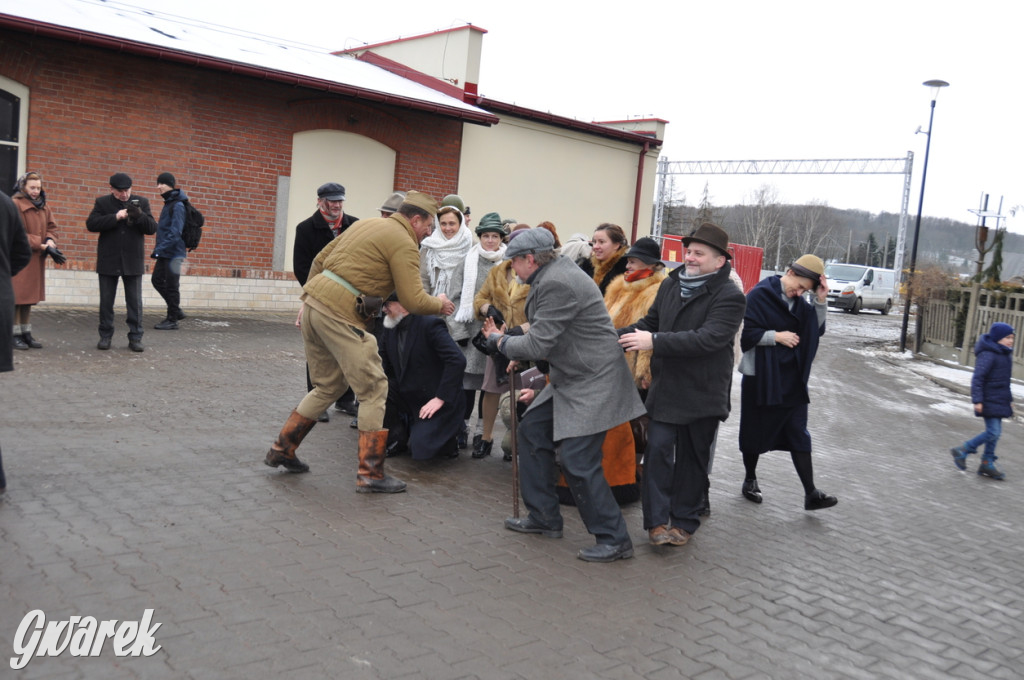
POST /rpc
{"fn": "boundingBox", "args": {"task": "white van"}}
[824,263,896,315]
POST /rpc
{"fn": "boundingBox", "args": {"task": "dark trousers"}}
[642,417,718,535]
[517,399,630,545]
[151,256,183,318]
[98,274,143,341]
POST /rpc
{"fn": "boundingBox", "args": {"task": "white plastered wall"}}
[458,115,657,242]
[284,130,396,272]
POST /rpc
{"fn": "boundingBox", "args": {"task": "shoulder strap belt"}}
[321,270,361,297]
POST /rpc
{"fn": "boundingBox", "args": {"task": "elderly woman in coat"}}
[449,212,507,451]
[11,172,59,349]
[472,227,531,460]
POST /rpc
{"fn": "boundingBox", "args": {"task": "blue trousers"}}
[964,417,1002,462]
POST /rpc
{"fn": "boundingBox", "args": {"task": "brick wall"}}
[2,32,463,307]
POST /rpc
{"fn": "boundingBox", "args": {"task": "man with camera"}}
[263,191,456,494]
[86,173,157,352]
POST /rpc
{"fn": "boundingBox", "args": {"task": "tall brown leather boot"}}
[264,410,316,473]
[357,429,406,493]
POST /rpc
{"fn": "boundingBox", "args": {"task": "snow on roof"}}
[0,0,495,123]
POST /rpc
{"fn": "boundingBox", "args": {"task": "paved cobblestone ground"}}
[1,306,1021,679]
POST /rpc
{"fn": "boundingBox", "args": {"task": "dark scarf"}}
[677,270,715,298]
[14,189,46,209]
[741,275,823,407]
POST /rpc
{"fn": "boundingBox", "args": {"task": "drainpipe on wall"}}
[631,141,651,242]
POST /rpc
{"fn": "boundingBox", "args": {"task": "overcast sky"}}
[103,0,1024,233]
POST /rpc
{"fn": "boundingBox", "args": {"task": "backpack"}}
[181,199,205,252]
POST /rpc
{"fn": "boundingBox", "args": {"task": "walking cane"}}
[509,370,520,518]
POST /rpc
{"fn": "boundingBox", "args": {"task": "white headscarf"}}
[454,239,506,322]
[421,208,473,297]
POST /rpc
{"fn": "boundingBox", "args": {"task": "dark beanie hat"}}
[109,172,133,189]
[157,172,176,188]
[989,322,1015,342]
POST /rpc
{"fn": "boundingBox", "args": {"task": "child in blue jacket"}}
[951,322,1016,479]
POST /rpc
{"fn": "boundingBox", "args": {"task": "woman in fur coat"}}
[579,223,629,295]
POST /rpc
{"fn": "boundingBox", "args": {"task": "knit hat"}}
[317,182,345,201]
[157,172,176,188]
[683,222,731,260]
[476,211,505,236]
[400,190,439,217]
[109,172,133,189]
[625,237,662,265]
[790,254,826,291]
[379,191,406,213]
[989,322,1015,342]
[505,228,555,259]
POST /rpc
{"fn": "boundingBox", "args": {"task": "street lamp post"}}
[900,79,949,353]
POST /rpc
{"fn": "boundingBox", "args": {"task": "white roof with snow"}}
[1,0,490,118]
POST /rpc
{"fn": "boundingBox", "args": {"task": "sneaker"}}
[977,462,1006,480]
[950,446,970,470]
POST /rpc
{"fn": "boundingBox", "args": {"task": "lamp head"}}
[923,79,950,101]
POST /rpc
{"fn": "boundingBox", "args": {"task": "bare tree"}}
[787,200,837,264]
[735,184,783,256]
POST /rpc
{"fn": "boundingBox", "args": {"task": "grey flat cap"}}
[504,227,555,259]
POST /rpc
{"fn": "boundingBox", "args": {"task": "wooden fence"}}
[920,287,1024,377]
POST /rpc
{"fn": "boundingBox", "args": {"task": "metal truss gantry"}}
[654,154,915,277]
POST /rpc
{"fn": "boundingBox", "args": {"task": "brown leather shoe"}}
[665,527,691,546]
[648,525,671,546]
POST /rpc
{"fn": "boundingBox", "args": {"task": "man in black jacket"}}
[618,222,746,548]
[86,173,157,352]
[1,190,32,493]
[292,182,359,419]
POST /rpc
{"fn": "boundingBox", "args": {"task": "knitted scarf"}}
[677,270,715,298]
[454,242,506,322]
[421,214,473,297]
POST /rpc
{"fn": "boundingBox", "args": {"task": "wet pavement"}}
[1,306,1022,679]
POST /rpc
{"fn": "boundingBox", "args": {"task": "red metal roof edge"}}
[333,24,488,55]
[0,13,498,126]
[476,98,664,147]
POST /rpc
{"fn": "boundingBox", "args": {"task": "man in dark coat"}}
[293,182,360,420]
[379,295,466,460]
[737,254,837,511]
[484,228,645,563]
[0,190,33,492]
[619,222,746,548]
[86,173,157,352]
[150,171,188,330]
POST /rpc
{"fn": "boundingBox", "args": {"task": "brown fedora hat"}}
[682,222,731,260]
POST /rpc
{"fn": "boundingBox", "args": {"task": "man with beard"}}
[264,191,455,493]
[378,294,466,460]
[293,182,360,421]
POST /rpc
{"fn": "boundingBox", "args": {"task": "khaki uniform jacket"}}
[303,214,443,328]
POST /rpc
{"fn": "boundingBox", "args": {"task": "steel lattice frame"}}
[653,154,915,278]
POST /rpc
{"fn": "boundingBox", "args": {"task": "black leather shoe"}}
[128,340,145,353]
[472,439,493,459]
[457,427,468,450]
[154,317,178,330]
[173,309,186,321]
[264,449,310,473]
[21,332,42,349]
[504,516,562,538]
[742,478,762,504]
[317,411,330,423]
[97,337,112,350]
[698,490,711,517]
[334,400,358,416]
[349,418,359,429]
[804,489,838,511]
[472,433,482,450]
[578,541,634,562]
[12,334,28,350]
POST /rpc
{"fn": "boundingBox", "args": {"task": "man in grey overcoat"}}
[484,228,644,562]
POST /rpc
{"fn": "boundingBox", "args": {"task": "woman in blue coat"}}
[951,322,1016,480]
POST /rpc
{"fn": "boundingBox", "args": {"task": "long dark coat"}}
[85,194,157,276]
[621,263,746,425]
[11,193,58,305]
[292,210,358,286]
[1,192,32,371]
[380,314,466,460]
